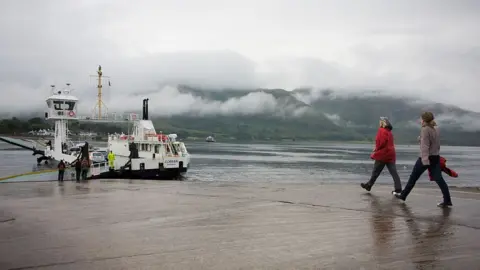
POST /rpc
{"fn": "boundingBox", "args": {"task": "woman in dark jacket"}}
[74,159,82,182]
[57,160,66,182]
[361,117,402,195]
[395,112,452,207]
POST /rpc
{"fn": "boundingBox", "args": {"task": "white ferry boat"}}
[104,98,190,179]
[0,66,190,181]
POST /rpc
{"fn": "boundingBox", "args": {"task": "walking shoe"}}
[437,201,453,208]
[360,183,371,191]
[391,190,401,196]
[394,193,405,201]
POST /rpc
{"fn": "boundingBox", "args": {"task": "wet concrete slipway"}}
[1,180,479,270]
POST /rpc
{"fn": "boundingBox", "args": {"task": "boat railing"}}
[107,134,188,157]
[77,112,138,122]
[89,161,109,177]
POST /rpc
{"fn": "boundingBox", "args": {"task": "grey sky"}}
[1,0,479,113]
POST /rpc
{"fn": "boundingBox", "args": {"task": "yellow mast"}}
[97,66,103,118]
[91,65,110,119]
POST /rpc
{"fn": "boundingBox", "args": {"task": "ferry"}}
[0,66,190,181]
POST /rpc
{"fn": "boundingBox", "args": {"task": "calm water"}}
[1,141,479,187]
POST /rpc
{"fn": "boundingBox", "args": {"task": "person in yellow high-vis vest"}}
[108,151,115,170]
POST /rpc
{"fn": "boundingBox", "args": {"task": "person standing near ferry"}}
[395,112,452,208]
[361,117,402,195]
[80,157,91,180]
[108,151,115,171]
[57,160,66,182]
[74,159,82,182]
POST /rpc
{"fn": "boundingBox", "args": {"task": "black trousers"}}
[75,169,81,181]
[58,170,64,181]
[367,160,402,192]
[81,169,88,180]
[400,156,452,203]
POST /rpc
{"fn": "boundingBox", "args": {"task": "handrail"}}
[89,161,109,177]
[91,161,108,169]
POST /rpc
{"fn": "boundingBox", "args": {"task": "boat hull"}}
[91,167,188,180]
[1,166,187,183]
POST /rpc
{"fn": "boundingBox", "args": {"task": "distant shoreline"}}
[1,136,479,147]
[184,139,479,147]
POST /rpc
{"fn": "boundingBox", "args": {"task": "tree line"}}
[1,116,479,146]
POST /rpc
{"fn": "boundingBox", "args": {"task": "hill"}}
[150,86,480,145]
[1,86,479,146]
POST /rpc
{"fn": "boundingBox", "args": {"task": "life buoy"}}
[68,111,75,117]
[157,134,168,142]
[120,135,134,140]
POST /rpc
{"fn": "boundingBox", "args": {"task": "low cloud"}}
[434,113,480,132]
[404,112,480,132]
[82,85,308,118]
[293,87,415,105]
[2,0,480,116]
[324,113,342,125]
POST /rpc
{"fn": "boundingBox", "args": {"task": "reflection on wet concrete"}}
[365,194,398,265]
[365,194,460,269]
[400,204,453,269]
[0,180,479,269]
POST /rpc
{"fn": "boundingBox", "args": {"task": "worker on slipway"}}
[57,160,66,182]
[81,157,91,180]
[74,159,82,182]
[108,151,115,170]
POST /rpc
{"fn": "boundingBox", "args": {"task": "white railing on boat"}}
[77,112,139,123]
[89,161,109,177]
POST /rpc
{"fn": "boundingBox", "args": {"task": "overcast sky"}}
[1,0,479,114]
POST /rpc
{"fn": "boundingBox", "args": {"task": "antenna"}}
[64,83,71,95]
[90,65,110,119]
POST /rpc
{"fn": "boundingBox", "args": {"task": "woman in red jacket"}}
[361,117,402,195]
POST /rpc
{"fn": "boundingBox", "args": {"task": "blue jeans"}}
[400,156,452,203]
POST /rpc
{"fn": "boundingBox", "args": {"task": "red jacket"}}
[428,156,458,180]
[370,128,396,163]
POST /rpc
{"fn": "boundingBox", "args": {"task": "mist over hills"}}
[151,86,479,145]
[2,85,479,146]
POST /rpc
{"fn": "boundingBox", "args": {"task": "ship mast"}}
[90,65,110,119]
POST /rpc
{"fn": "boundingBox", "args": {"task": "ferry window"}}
[65,101,75,110]
[154,145,159,153]
[53,101,64,110]
[173,145,178,155]
[52,101,75,110]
